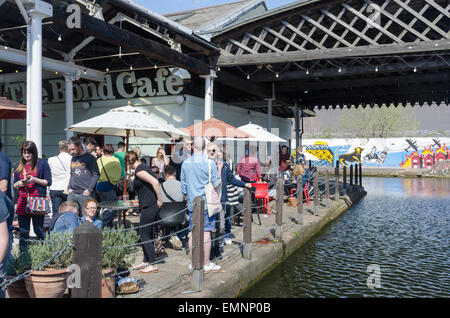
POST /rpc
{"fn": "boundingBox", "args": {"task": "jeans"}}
[67,192,93,217]
[50,190,68,216]
[0,230,12,298]
[96,190,117,229]
[18,214,45,251]
[225,204,239,239]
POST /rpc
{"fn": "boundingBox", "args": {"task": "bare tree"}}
[337,106,418,138]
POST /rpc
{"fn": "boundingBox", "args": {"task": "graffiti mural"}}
[305,142,334,167]
[338,147,364,166]
[363,146,388,165]
[400,143,449,168]
[298,137,450,169]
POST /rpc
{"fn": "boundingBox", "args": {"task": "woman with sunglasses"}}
[13,141,52,248]
[151,147,169,179]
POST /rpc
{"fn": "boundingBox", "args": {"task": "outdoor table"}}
[99,200,139,228]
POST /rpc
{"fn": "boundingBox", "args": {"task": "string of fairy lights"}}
[0,22,449,77]
[220,53,450,80]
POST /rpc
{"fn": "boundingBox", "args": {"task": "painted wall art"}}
[296,137,450,168]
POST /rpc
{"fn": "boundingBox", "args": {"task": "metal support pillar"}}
[28,2,52,155]
[64,75,74,139]
[26,24,32,140]
[200,69,216,120]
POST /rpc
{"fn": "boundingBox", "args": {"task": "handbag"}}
[287,197,298,207]
[159,183,187,226]
[205,160,222,217]
[23,167,50,216]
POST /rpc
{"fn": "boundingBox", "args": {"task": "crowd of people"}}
[0,134,310,291]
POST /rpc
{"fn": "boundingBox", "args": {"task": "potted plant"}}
[101,226,139,298]
[5,249,32,298]
[25,232,73,298]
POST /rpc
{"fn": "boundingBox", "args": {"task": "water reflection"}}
[241,177,450,298]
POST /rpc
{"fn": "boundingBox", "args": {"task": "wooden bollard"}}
[343,166,347,196]
[276,178,283,239]
[72,222,102,298]
[243,188,252,260]
[355,163,359,186]
[191,196,205,292]
[297,176,303,225]
[359,163,362,186]
[325,171,330,208]
[349,165,353,188]
[335,162,340,201]
[313,172,319,216]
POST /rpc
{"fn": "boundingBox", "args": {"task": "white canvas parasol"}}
[66,103,187,138]
[218,123,286,142]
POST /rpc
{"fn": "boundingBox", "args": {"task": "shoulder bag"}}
[99,157,122,197]
[24,164,50,216]
[205,160,222,217]
[159,183,187,226]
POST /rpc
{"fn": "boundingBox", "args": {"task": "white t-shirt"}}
[48,152,72,191]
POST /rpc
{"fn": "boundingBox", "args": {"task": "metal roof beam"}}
[0,46,105,81]
[217,39,450,66]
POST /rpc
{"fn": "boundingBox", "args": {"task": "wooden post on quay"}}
[297,176,303,225]
[191,196,205,292]
[335,162,340,201]
[349,165,353,188]
[343,166,347,196]
[276,178,283,239]
[359,163,363,186]
[354,163,359,186]
[243,188,252,260]
[313,172,319,216]
[325,171,330,208]
[72,222,102,298]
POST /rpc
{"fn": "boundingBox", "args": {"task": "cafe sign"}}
[0,68,183,103]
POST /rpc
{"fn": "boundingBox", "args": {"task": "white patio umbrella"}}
[66,103,187,139]
[218,122,286,142]
[66,102,188,199]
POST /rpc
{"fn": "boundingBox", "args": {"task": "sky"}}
[133,0,299,14]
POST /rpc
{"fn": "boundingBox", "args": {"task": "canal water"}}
[242,177,450,298]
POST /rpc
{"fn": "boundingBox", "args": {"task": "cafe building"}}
[0,0,291,163]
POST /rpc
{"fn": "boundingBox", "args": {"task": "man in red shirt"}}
[279,145,292,179]
[237,144,261,183]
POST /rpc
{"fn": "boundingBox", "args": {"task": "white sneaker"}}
[204,262,221,272]
[225,238,232,245]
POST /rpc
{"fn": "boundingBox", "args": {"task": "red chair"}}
[251,182,270,216]
[290,181,311,207]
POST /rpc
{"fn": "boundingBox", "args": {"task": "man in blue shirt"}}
[50,201,80,234]
[181,136,222,272]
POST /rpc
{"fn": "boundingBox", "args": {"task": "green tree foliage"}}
[337,106,419,138]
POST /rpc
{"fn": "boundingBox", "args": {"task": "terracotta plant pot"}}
[101,268,116,298]
[6,275,30,298]
[25,268,69,298]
